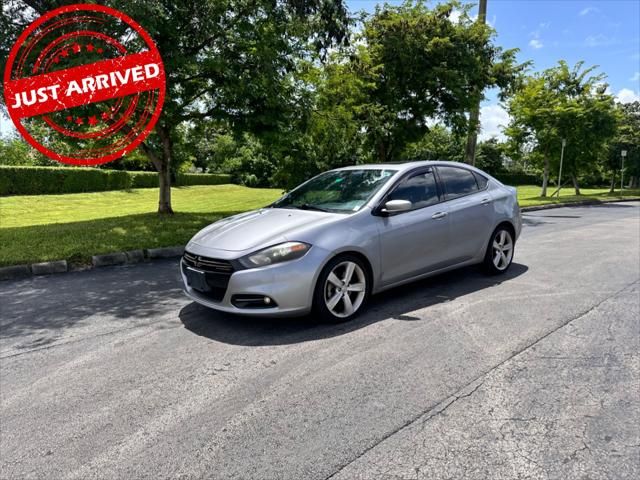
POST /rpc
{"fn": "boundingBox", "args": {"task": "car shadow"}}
[179,262,529,346]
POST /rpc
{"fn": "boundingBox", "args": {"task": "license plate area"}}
[186,267,209,292]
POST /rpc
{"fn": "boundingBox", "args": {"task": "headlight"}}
[239,242,311,268]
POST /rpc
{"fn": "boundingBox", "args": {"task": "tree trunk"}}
[630,176,639,189]
[609,170,616,193]
[376,140,387,163]
[464,107,479,166]
[571,174,581,195]
[157,126,174,214]
[540,156,549,197]
[139,126,174,214]
[463,0,486,166]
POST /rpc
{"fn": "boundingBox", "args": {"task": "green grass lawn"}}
[1,183,639,267]
[515,185,640,207]
[0,185,282,267]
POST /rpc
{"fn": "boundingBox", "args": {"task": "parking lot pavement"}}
[332,281,640,480]
[0,202,639,479]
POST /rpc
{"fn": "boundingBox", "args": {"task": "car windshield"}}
[272,169,397,213]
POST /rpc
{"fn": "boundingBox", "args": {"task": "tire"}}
[312,254,371,323]
[483,225,515,275]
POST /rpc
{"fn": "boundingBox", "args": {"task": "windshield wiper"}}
[295,203,329,212]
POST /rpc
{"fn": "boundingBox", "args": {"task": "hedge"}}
[178,173,235,186]
[0,166,232,195]
[494,172,540,185]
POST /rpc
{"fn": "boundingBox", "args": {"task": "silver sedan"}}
[181,161,522,322]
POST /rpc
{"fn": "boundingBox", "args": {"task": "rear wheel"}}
[313,255,370,323]
[483,226,514,275]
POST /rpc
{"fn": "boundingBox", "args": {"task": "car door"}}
[435,166,495,262]
[376,168,452,286]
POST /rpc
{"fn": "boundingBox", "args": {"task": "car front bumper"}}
[180,245,330,317]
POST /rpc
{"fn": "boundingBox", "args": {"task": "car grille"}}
[182,251,234,302]
[183,252,233,273]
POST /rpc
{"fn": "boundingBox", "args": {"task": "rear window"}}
[473,172,489,190]
[437,166,479,200]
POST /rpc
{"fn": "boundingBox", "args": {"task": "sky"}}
[1,0,639,140]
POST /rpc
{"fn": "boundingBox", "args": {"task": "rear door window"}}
[437,167,479,200]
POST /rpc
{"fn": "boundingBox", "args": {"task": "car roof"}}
[334,161,485,175]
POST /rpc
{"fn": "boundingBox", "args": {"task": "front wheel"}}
[312,255,370,323]
[483,226,515,275]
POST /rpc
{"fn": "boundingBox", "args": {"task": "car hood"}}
[189,208,340,252]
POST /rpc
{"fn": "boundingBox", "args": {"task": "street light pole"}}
[621,150,627,191]
[556,138,566,198]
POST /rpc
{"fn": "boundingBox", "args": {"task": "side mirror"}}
[380,199,412,215]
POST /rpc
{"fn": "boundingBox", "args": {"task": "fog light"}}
[231,295,277,309]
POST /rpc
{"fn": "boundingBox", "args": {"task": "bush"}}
[0,166,233,195]
[494,172,540,185]
[129,171,160,189]
[176,173,232,186]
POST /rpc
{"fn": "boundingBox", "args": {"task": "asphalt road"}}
[1,202,639,480]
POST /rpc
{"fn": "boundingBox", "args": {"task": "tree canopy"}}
[506,61,618,195]
[352,0,521,162]
[1,1,635,204]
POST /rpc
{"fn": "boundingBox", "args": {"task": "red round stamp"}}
[3,3,166,166]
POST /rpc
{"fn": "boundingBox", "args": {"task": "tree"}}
[475,137,506,175]
[355,0,521,162]
[507,61,618,196]
[0,135,54,165]
[1,0,350,212]
[604,101,640,191]
[402,125,465,162]
[272,52,372,188]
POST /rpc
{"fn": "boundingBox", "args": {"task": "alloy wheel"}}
[492,230,513,271]
[323,261,367,318]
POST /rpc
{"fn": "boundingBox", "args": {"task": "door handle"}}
[431,211,448,219]
[481,197,492,205]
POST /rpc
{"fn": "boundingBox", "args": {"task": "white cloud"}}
[529,39,543,49]
[449,9,479,24]
[631,72,640,82]
[616,88,640,104]
[450,9,495,26]
[579,7,599,16]
[479,104,509,141]
[528,23,548,50]
[584,34,613,47]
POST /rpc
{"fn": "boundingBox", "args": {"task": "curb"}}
[0,265,31,281]
[92,252,127,268]
[31,260,68,276]
[521,197,640,212]
[125,250,145,264]
[0,246,184,282]
[148,246,184,259]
